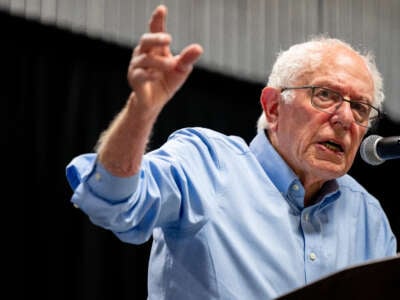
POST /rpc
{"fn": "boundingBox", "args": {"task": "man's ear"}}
[260,87,281,128]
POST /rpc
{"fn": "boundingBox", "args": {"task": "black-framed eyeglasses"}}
[281,85,381,128]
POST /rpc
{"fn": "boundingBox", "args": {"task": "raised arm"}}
[95,5,203,177]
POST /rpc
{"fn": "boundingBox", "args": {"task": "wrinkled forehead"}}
[305,46,374,96]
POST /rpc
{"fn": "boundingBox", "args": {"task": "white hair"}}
[256,36,384,132]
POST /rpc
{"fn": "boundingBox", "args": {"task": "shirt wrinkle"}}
[66,127,397,300]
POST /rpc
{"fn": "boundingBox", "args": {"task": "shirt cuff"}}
[87,161,139,201]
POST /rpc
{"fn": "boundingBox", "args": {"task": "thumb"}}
[175,44,203,73]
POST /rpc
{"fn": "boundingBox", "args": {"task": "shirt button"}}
[309,252,317,261]
[304,213,309,222]
[95,172,102,181]
[292,184,299,191]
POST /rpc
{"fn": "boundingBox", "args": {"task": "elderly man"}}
[66,5,397,300]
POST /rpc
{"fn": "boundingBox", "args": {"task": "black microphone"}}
[359,134,400,165]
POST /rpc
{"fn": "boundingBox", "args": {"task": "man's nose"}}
[330,100,354,128]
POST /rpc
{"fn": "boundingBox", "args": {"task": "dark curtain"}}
[9,11,398,300]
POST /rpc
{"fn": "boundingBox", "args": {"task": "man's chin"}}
[311,161,347,180]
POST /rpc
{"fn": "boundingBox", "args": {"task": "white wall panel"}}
[40,0,56,24]
[3,0,400,120]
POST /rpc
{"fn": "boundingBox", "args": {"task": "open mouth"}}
[319,140,344,153]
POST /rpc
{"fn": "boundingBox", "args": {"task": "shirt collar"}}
[249,130,297,196]
[249,130,339,210]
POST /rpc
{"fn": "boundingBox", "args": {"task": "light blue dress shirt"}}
[66,127,397,299]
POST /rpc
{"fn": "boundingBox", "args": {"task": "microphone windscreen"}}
[359,134,384,166]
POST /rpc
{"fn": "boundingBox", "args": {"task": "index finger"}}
[149,5,167,33]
